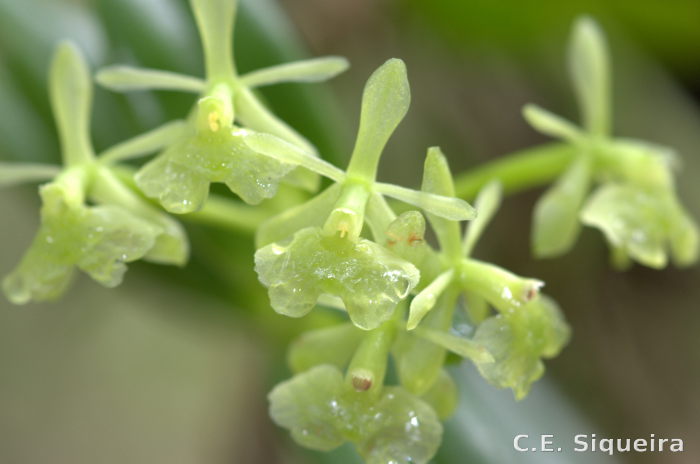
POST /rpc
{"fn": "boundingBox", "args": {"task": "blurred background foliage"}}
[1,0,699,463]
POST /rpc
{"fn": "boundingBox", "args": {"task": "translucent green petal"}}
[135,128,294,213]
[532,156,591,258]
[357,386,442,464]
[346,59,410,181]
[568,16,610,136]
[473,296,570,400]
[96,66,205,93]
[421,369,458,420]
[255,227,419,330]
[580,184,685,269]
[269,365,443,464]
[76,205,160,287]
[288,323,363,374]
[141,214,189,266]
[268,365,346,451]
[463,181,502,257]
[522,104,584,143]
[240,56,349,88]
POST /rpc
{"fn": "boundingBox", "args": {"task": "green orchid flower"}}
[96,0,350,212]
[269,364,443,464]
[2,43,188,304]
[523,16,698,268]
[383,149,569,400]
[252,59,476,330]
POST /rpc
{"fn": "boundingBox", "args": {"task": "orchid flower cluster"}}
[0,1,697,462]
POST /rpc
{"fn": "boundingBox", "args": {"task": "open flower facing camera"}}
[0,2,697,463]
[525,17,699,269]
[2,44,187,304]
[97,0,348,213]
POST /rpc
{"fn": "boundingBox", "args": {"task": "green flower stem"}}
[453,143,575,200]
[323,181,371,240]
[346,315,398,395]
[186,195,272,233]
[191,0,237,82]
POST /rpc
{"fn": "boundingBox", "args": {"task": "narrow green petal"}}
[532,156,591,258]
[190,0,236,80]
[0,163,60,188]
[414,326,493,364]
[99,120,187,164]
[288,323,363,374]
[522,104,584,143]
[256,183,342,247]
[375,182,476,221]
[568,16,611,136]
[421,147,462,256]
[243,131,345,182]
[407,269,454,330]
[463,181,502,257]
[240,56,349,88]
[346,58,410,181]
[50,42,94,166]
[96,66,205,93]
